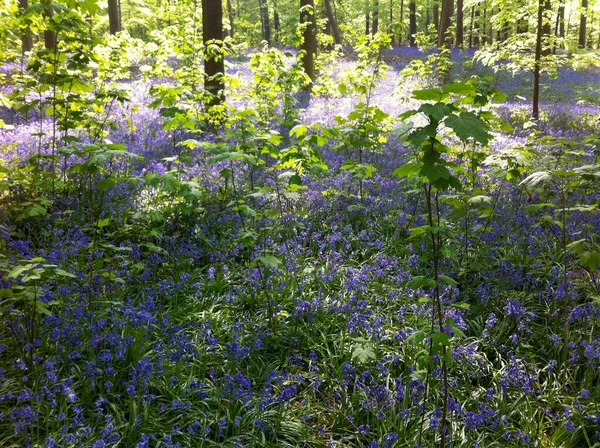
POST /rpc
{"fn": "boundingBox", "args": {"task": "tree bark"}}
[473,6,480,47]
[372,0,379,34]
[542,0,551,56]
[409,1,416,46]
[202,0,225,105]
[43,7,56,50]
[300,0,317,88]
[258,0,271,44]
[455,0,463,47]
[579,0,588,48]
[108,0,122,34]
[365,0,370,35]
[227,0,235,37]
[18,0,33,53]
[324,0,341,45]
[273,0,281,43]
[433,2,439,31]
[533,0,544,119]
[437,0,453,48]
[400,0,404,45]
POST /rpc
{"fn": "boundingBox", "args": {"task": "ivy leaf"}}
[445,112,490,145]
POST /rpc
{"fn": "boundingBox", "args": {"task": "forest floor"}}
[1,47,600,448]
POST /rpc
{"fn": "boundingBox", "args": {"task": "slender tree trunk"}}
[18,0,33,53]
[390,0,394,44]
[202,0,225,105]
[300,0,317,88]
[324,0,341,45]
[227,0,235,37]
[488,6,494,44]
[469,6,474,47]
[473,6,480,47]
[579,0,588,48]
[456,0,464,47]
[372,0,379,34]
[365,0,370,35]
[482,5,487,44]
[542,0,551,56]
[273,0,281,43]
[433,2,440,31]
[409,1,416,46]
[400,0,404,45]
[258,0,271,44]
[43,7,56,50]
[437,0,453,48]
[108,0,122,34]
[533,0,544,119]
[588,10,594,49]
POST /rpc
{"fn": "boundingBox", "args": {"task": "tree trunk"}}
[409,1,416,46]
[433,2,439,31]
[455,0,463,47]
[473,6,480,47]
[487,7,494,44]
[542,0,551,56]
[274,0,281,43]
[43,7,56,50]
[300,0,317,88]
[588,10,593,49]
[18,0,33,53]
[227,0,235,37]
[482,5,487,45]
[400,0,404,45]
[533,0,543,119]
[579,0,588,48]
[202,0,225,105]
[468,6,474,47]
[258,0,271,44]
[372,0,379,34]
[108,0,122,34]
[390,0,394,44]
[437,0,453,48]
[324,0,341,45]
[365,0,370,35]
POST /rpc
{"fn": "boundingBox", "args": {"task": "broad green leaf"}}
[445,112,490,145]
[393,163,421,178]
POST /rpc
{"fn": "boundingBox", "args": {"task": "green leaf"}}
[420,103,451,121]
[445,112,490,145]
[579,251,600,271]
[430,331,450,347]
[407,275,437,289]
[352,344,376,364]
[420,163,450,182]
[392,122,414,137]
[253,255,282,268]
[440,275,458,286]
[393,163,421,178]
[407,330,425,345]
[451,302,470,309]
[412,88,443,101]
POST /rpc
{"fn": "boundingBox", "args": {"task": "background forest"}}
[0,0,600,447]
